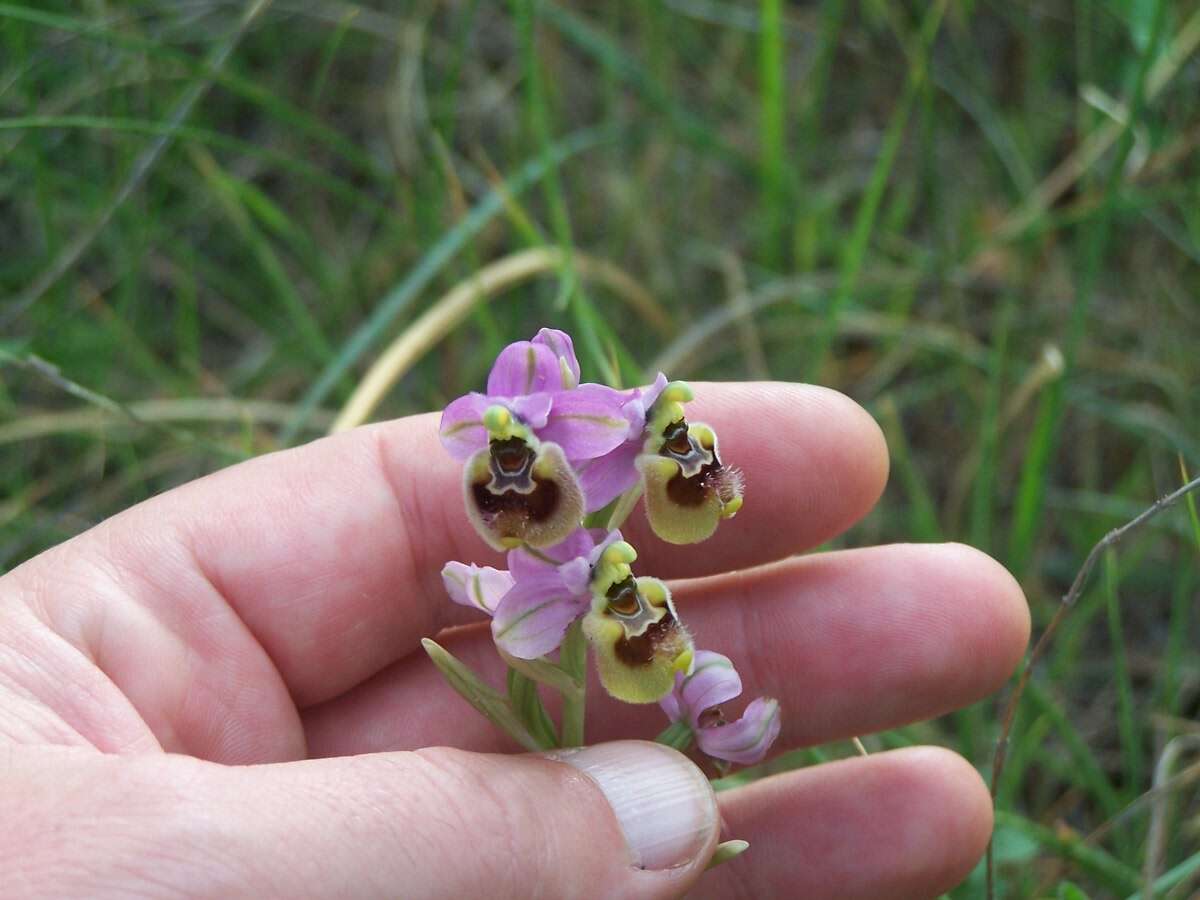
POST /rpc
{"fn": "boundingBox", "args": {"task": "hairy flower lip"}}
[464,441,584,551]
[638,419,743,545]
[585,575,693,704]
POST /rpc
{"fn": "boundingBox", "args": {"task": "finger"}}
[3,742,721,900]
[700,747,992,899]
[303,542,1029,756]
[3,382,885,757]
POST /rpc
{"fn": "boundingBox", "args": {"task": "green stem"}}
[518,544,561,566]
[606,484,644,532]
[560,621,588,747]
[655,720,695,752]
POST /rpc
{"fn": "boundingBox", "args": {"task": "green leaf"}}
[1132,850,1200,899]
[705,840,750,871]
[0,339,29,363]
[1180,456,1200,555]
[501,651,583,697]
[1124,0,1160,52]
[993,811,1138,895]
[507,668,559,750]
[1056,881,1091,900]
[421,639,542,752]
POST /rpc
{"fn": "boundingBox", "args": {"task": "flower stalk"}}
[559,620,588,747]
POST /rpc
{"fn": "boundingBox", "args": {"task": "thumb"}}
[6,742,720,899]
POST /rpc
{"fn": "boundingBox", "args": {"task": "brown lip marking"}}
[665,461,722,507]
[472,476,560,527]
[614,613,675,667]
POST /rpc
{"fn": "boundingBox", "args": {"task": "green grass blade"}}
[1007,0,1171,574]
[281,125,615,443]
[0,2,384,181]
[536,1,753,176]
[993,811,1139,896]
[1024,679,1124,821]
[4,0,272,323]
[190,147,333,364]
[1180,456,1200,553]
[806,0,947,381]
[758,0,786,265]
[878,397,942,542]
[1127,850,1200,899]
[0,116,386,214]
[1103,549,1143,797]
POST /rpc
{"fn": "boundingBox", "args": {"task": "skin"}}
[0,382,1029,899]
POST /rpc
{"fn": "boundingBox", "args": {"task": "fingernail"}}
[550,740,718,870]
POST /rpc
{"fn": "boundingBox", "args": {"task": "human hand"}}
[0,382,1029,898]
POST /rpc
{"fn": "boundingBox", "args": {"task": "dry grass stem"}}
[331,247,668,433]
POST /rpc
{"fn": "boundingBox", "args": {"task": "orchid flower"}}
[433,324,770,786]
[443,528,693,703]
[580,538,694,704]
[438,329,629,548]
[636,381,744,544]
[659,650,781,765]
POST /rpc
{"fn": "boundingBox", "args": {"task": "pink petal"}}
[696,697,781,765]
[506,528,596,582]
[575,441,641,512]
[492,573,590,659]
[508,392,553,430]
[438,393,490,460]
[586,529,625,564]
[440,562,514,614]
[487,341,564,396]
[639,372,670,413]
[659,688,682,723]
[539,385,630,460]
[679,651,743,726]
[533,328,580,389]
[557,557,591,596]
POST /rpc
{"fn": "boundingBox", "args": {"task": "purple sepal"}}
[659,649,781,766]
[539,384,630,460]
[492,572,592,659]
[441,562,515,614]
[695,697,782,765]
[487,341,568,397]
[533,328,581,389]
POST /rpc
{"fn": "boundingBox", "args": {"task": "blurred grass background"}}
[1,0,1199,896]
